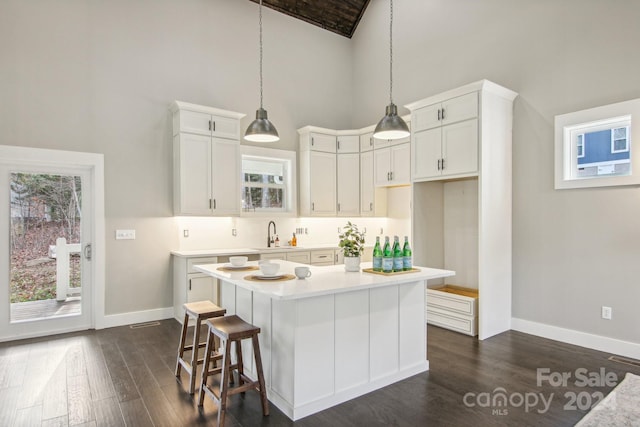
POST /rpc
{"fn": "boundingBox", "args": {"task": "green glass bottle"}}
[372,236,383,272]
[402,236,412,271]
[382,236,393,273]
[392,235,403,272]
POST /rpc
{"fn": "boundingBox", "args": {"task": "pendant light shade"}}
[245,0,279,142]
[373,0,409,141]
[245,108,279,142]
[373,103,410,140]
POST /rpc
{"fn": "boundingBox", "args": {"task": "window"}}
[577,134,585,158]
[611,126,629,153]
[242,158,286,211]
[240,145,296,215]
[555,97,639,189]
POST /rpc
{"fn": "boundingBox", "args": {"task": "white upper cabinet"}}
[299,128,337,216]
[171,101,244,216]
[337,152,360,216]
[360,150,375,216]
[412,92,478,132]
[173,101,241,140]
[359,131,375,152]
[336,134,360,153]
[410,92,479,181]
[374,142,410,187]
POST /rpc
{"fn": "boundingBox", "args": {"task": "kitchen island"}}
[195,260,455,420]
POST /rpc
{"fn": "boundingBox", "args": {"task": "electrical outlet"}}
[183,229,189,238]
[232,228,237,236]
[601,306,612,320]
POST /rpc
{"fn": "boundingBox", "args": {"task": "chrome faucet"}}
[267,221,277,247]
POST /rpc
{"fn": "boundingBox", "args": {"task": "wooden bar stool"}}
[198,315,269,426]
[175,300,226,394]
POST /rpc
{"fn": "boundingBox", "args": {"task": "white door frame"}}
[0,145,105,341]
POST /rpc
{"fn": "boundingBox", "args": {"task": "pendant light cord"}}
[389,0,394,105]
[259,0,264,109]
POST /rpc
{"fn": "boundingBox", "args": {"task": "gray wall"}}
[0,0,352,315]
[352,0,640,343]
[2,0,639,345]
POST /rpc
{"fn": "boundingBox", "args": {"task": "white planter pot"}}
[344,256,361,272]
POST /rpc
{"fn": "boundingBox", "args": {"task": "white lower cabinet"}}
[426,285,478,336]
[310,249,334,266]
[286,251,311,264]
[172,256,218,322]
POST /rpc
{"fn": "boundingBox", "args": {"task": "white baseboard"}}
[511,317,640,361]
[101,307,175,329]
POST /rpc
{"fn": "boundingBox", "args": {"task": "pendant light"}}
[373,0,410,140]
[245,0,279,142]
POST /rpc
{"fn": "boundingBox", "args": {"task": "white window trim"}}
[240,145,297,217]
[611,126,629,153]
[555,97,640,189]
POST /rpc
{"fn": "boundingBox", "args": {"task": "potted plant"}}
[338,221,365,272]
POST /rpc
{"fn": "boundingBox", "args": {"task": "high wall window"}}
[555,97,639,189]
[240,145,297,216]
[242,157,287,211]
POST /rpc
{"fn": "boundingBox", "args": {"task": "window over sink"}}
[240,145,297,216]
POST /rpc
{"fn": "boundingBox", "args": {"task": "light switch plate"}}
[115,229,136,240]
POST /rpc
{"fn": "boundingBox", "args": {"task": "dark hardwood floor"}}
[1,320,638,426]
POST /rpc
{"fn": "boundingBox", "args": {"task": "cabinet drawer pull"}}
[318,255,328,259]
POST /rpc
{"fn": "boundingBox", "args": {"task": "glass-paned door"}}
[1,166,93,338]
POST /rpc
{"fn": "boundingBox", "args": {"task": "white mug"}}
[294,266,312,279]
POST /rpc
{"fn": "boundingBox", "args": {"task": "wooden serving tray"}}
[362,267,421,276]
[217,265,259,272]
[244,273,296,282]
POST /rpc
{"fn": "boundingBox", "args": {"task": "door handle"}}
[437,109,441,121]
[83,243,92,261]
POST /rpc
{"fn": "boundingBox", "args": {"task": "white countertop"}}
[195,260,455,300]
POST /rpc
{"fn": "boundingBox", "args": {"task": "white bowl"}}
[229,256,248,267]
[260,262,280,276]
